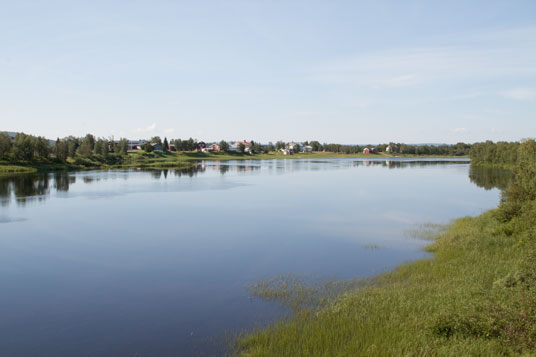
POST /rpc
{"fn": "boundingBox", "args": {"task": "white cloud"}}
[136,123,156,133]
[164,128,175,134]
[500,88,536,101]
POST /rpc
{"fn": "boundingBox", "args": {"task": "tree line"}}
[469,141,522,167]
[0,132,128,163]
[1,131,478,164]
[467,138,536,219]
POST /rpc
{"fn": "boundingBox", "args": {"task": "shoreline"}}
[0,151,469,174]
[234,206,533,355]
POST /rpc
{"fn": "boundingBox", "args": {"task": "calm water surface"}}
[0,158,504,356]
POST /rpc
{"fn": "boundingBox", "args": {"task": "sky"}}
[1,0,535,144]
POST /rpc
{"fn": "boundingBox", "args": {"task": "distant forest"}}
[0,131,495,164]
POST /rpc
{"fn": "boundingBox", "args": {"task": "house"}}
[386,145,391,153]
[287,142,300,150]
[197,141,207,151]
[363,148,370,154]
[168,144,176,152]
[234,140,252,153]
[281,147,293,155]
[127,140,147,151]
[151,142,163,151]
[303,145,313,153]
[209,144,220,152]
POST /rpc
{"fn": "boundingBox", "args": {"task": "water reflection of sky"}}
[0,158,503,356]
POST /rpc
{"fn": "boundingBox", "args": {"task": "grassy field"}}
[235,206,536,356]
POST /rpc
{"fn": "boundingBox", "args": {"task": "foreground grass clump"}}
[236,212,535,355]
[235,140,536,356]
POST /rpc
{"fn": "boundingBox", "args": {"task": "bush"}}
[499,139,536,220]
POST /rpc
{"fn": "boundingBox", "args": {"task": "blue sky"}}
[1,0,535,143]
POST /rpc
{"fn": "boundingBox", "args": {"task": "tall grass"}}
[234,140,536,356]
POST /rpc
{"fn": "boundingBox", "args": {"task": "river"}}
[0,158,505,356]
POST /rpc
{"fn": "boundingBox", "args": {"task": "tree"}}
[13,133,35,161]
[252,142,262,154]
[143,142,154,152]
[55,138,69,162]
[310,141,323,152]
[151,136,162,145]
[63,136,78,158]
[293,144,301,154]
[265,142,275,152]
[0,133,12,159]
[35,136,49,159]
[173,139,184,151]
[219,140,229,152]
[78,134,96,155]
[94,139,109,156]
[117,138,128,155]
[163,137,169,152]
[499,139,536,220]
[186,138,195,151]
[238,143,245,153]
[275,141,285,151]
[249,140,258,154]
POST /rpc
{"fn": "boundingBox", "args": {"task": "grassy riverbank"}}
[0,151,467,173]
[235,141,536,356]
[0,165,37,174]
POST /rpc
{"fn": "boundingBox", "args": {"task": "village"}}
[126,138,380,155]
[1,130,472,162]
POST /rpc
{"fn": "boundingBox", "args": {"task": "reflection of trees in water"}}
[357,160,469,168]
[54,173,76,192]
[201,159,471,174]
[170,165,205,178]
[201,163,261,175]
[0,174,51,206]
[0,173,75,206]
[83,176,101,184]
[0,161,506,206]
[469,165,511,191]
[219,165,230,175]
[13,174,50,200]
[235,165,261,173]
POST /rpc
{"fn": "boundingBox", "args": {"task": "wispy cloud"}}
[379,74,418,88]
[164,128,175,134]
[136,123,156,133]
[500,88,536,101]
[307,26,536,89]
